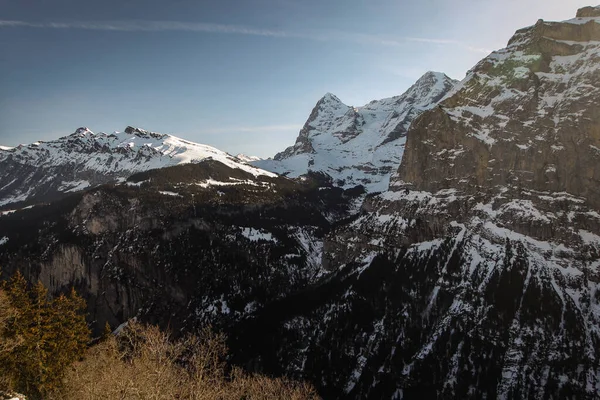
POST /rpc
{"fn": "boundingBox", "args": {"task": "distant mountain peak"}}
[320,92,342,103]
[124,126,146,134]
[73,127,94,136]
[418,70,448,80]
[254,73,457,192]
[414,71,455,87]
[0,127,275,209]
[399,71,457,106]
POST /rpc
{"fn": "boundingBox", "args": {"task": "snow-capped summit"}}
[0,126,275,208]
[252,71,457,192]
[320,92,343,105]
[74,127,93,136]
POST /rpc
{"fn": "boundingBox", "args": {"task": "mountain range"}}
[0,125,274,209]
[1,5,600,399]
[0,70,456,211]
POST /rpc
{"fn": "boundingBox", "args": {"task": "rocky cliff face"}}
[0,126,273,210]
[401,10,600,208]
[253,72,457,192]
[385,4,600,255]
[0,161,361,333]
[295,5,600,398]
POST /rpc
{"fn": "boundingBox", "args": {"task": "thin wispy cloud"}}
[0,20,290,37]
[0,19,491,54]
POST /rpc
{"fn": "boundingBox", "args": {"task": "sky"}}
[0,0,592,157]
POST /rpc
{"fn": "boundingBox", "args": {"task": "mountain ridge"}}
[0,126,275,209]
[252,71,458,192]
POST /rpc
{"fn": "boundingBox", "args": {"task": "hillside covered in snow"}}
[253,71,457,192]
[0,126,274,209]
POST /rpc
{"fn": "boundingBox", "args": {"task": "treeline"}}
[0,273,318,400]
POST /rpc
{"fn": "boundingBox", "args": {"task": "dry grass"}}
[58,321,318,400]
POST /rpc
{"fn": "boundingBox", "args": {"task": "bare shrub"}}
[59,321,319,400]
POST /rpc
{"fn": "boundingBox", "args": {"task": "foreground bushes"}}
[0,272,318,399]
[61,321,318,399]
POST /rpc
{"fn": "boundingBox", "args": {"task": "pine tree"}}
[0,274,90,399]
[0,284,20,389]
[51,288,89,367]
[17,281,52,397]
[102,321,113,341]
[4,272,31,324]
[0,272,32,388]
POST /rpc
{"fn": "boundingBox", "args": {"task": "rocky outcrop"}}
[123,125,167,140]
[400,11,600,212]
[577,5,600,18]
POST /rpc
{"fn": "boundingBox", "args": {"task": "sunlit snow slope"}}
[0,126,274,208]
[253,72,457,192]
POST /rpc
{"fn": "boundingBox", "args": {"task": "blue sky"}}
[0,0,591,157]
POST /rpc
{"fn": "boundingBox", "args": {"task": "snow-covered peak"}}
[3,127,275,177]
[312,92,351,121]
[363,71,455,112]
[0,126,276,207]
[73,126,94,136]
[413,71,451,89]
[254,72,457,192]
[409,71,456,103]
[320,92,343,104]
